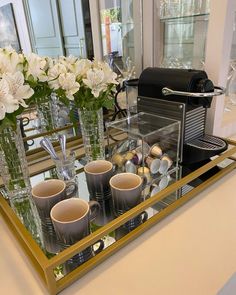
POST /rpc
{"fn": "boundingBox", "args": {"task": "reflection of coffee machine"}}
[137,68,227,165]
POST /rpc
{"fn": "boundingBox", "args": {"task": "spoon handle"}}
[58,134,67,160]
[40,138,59,160]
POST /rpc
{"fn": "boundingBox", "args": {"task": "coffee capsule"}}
[159,154,173,175]
[137,167,151,184]
[112,153,125,168]
[124,151,135,162]
[132,152,143,165]
[146,156,161,174]
[159,175,171,190]
[150,144,163,158]
[136,142,151,157]
[150,184,160,197]
[125,160,137,174]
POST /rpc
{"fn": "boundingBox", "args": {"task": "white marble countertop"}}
[1,169,236,295]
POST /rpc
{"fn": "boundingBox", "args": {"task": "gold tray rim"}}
[1,138,236,295]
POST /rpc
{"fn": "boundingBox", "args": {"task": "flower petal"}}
[0,102,6,120]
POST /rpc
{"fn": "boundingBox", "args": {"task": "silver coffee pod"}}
[136,142,151,157]
[150,184,160,197]
[146,156,161,174]
[125,160,137,174]
[159,175,171,190]
[159,155,173,175]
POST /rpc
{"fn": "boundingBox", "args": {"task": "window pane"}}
[99,0,142,77]
[159,0,210,69]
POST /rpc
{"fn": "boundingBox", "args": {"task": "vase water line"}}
[78,108,105,161]
[0,120,43,246]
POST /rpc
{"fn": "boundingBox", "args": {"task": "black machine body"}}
[137,67,227,165]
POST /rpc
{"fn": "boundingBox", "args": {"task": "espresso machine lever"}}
[162,86,225,98]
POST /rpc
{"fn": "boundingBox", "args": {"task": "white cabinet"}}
[89,0,236,136]
[204,0,236,137]
[137,0,236,137]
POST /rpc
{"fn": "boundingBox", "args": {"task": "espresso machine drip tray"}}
[184,135,227,164]
[187,135,227,150]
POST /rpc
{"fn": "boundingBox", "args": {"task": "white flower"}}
[58,73,80,100]
[69,59,92,78]
[83,68,107,97]
[0,72,34,116]
[4,72,34,104]
[48,63,67,89]
[0,79,12,120]
[59,55,78,69]
[0,48,24,77]
[25,53,48,82]
[100,62,118,85]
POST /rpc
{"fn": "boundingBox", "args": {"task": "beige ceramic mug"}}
[31,179,77,253]
[50,198,104,273]
[84,160,113,201]
[50,198,100,244]
[109,173,143,215]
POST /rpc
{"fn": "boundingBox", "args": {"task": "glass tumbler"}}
[53,152,78,196]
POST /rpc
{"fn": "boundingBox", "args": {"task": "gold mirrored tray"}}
[0,138,236,295]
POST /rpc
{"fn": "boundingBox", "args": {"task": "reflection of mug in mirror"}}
[115,211,148,240]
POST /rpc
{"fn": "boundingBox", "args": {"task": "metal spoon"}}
[40,137,71,180]
[40,138,59,161]
[58,134,67,160]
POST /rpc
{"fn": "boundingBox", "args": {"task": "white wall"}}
[0,0,31,53]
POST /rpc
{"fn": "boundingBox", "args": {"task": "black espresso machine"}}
[137,67,227,165]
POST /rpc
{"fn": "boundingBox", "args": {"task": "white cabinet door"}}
[25,0,64,57]
[58,0,87,57]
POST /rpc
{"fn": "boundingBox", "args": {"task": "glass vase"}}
[78,108,105,161]
[0,120,42,246]
[36,95,59,141]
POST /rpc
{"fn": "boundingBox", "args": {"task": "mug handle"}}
[88,201,100,222]
[141,211,148,223]
[65,182,77,198]
[93,239,104,255]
